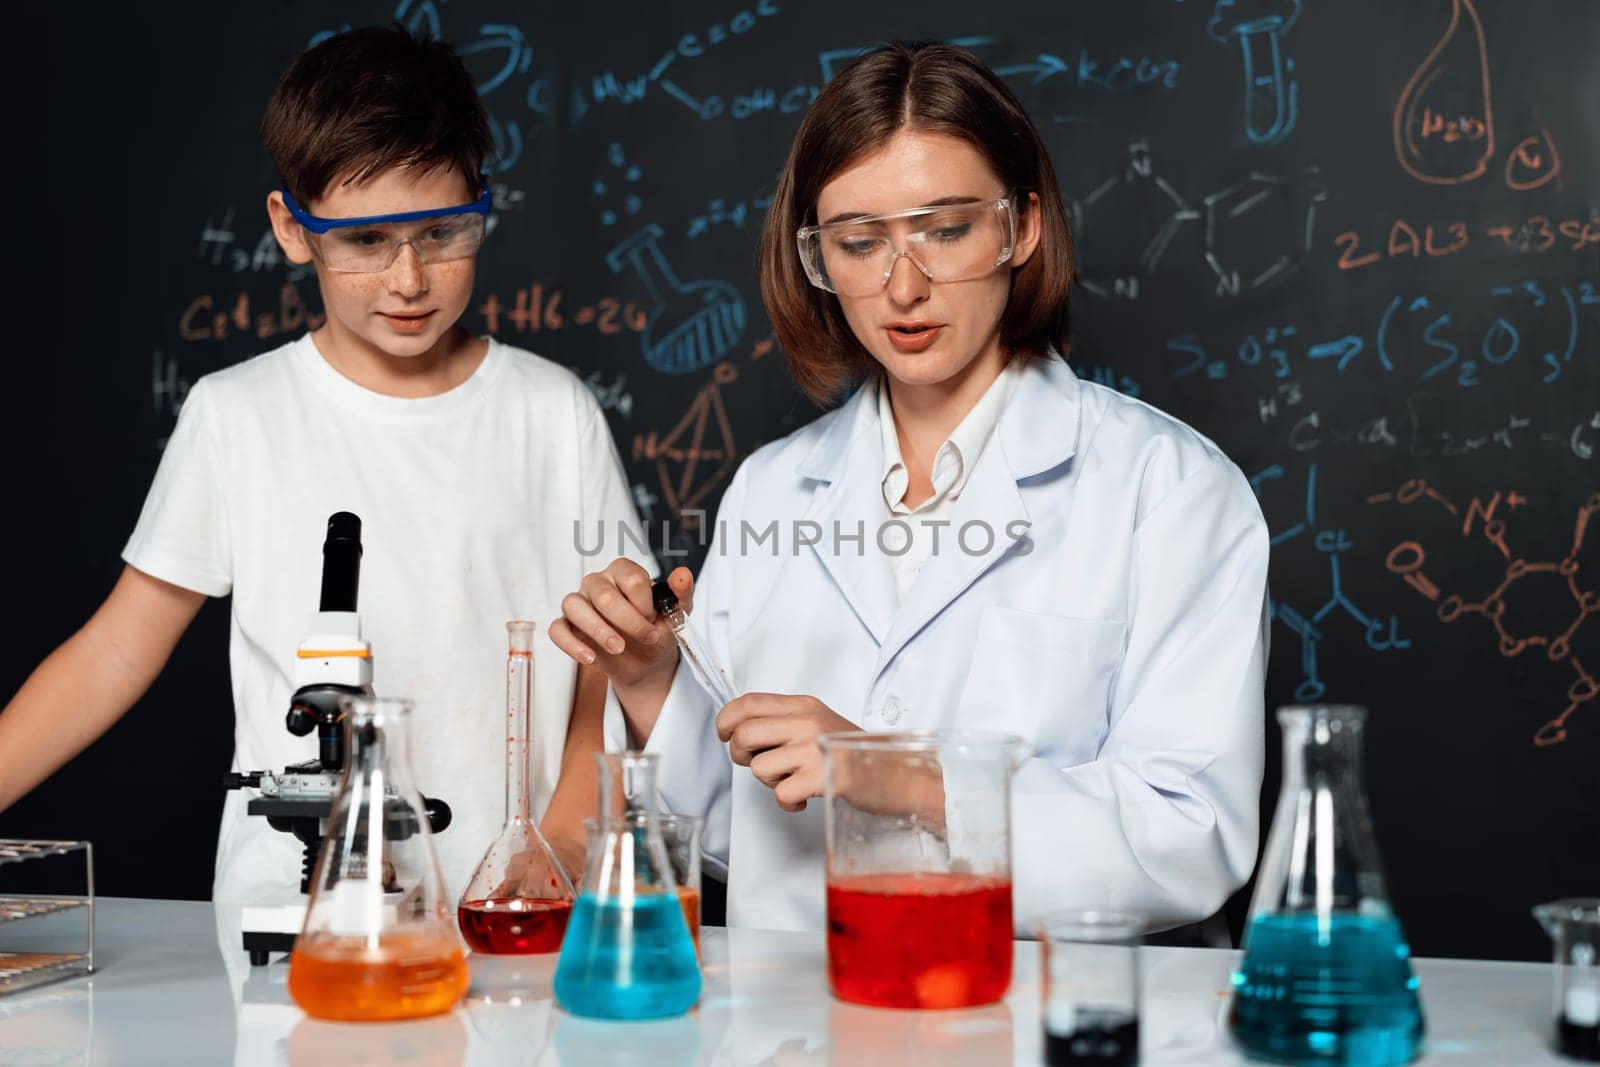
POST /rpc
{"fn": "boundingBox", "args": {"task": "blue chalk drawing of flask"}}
[1208,0,1302,146]
[606,224,746,375]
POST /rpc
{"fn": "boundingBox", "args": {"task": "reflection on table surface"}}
[0,898,1568,1065]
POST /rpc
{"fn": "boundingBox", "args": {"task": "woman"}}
[550,42,1269,933]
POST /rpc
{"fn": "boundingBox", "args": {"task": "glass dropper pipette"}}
[652,579,739,709]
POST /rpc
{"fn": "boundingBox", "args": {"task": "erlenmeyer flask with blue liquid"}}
[553,751,700,1019]
[1229,705,1425,1065]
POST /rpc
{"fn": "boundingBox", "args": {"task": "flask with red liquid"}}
[816,730,1026,1010]
[457,621,577,954]
[288,696,468,1021]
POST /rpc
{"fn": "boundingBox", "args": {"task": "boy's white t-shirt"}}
[123,334,653,904]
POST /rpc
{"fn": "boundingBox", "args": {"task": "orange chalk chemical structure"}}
[1372,481,1600,746]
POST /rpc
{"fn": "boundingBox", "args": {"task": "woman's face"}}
[813,129,1039,393]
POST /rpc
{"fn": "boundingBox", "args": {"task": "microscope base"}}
[240,902,307,967]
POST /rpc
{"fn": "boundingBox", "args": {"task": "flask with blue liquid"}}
[1229,705,1425,1065]
[553,751,701,1019]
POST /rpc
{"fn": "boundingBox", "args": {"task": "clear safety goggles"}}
[796,196,1018,297]
[282,179,491,274]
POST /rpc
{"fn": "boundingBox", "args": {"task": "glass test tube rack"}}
[0,840,95,995]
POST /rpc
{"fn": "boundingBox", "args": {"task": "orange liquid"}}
[288,932,469,1021]
[676,885,701,953]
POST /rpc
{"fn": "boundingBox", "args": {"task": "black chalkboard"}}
[3,0,1596,961]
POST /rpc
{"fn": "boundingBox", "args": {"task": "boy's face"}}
[266,165,480,363]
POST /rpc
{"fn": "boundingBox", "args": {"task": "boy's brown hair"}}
[262,26,492,205]
[759,42,1077,405]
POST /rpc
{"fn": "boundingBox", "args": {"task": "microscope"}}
[224,512,451,965]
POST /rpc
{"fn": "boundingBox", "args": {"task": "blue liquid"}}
[553,892,701,1020]
[1229,913,1424,1065]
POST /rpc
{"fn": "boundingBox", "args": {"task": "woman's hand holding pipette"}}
[717,695,860,812]
[549,561,697,745]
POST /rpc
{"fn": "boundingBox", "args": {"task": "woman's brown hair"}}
[759,42,1076,405]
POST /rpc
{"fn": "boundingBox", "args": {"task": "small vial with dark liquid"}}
[1559,1016,1600,1061]
[1045,1008,1139,1066]
[1558,982,1600,1062]
[1039,912,1143,1067]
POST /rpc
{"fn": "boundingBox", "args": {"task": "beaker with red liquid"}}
[816,730,1026,1010]
[457,622,577,954]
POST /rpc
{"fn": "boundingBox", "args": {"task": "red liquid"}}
[458,897,573,954]
[826,872,1013,1009]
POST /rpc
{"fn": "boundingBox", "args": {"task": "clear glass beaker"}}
[1533,898,1600,1062]
[288,696,468,1021]
[1228,705,1424,1065]
[658,814,704,956]
[1039,911,1141,1066]
[816,730,1026,1010]
[457,621,576,955]
[553,752,700,1019]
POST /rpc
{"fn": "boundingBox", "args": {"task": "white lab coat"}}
[604,355,1270,933]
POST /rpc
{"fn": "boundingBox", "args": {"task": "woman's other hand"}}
[716,694,860,812]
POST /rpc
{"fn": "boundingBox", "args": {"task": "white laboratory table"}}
[0,897,1572,1065]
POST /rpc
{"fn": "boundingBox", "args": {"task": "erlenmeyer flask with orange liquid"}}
[288,696,468,1021]
[456,621,577,954]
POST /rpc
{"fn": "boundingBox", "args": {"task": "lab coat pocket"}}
[956,606,1127,755]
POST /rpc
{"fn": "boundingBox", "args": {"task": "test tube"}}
[651,580,739,709]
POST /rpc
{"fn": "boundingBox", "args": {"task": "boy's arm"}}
[537,660,609,879]
[0,565,205,812]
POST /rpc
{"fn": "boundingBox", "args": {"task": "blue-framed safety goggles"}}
[281,178,492,273]
[281,177,492,233]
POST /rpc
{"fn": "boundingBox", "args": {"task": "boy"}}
[0,26,649,902]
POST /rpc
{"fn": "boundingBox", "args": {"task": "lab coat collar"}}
[796,351,1082,484]
[996,351,1084,480]
[794,352,1082,651]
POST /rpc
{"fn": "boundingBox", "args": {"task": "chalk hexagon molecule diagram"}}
[1071,139,1199,300]
[1377,485,1600,746]
[1201,168,1327,297]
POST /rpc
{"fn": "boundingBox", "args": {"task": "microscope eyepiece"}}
[318,512,363,612]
